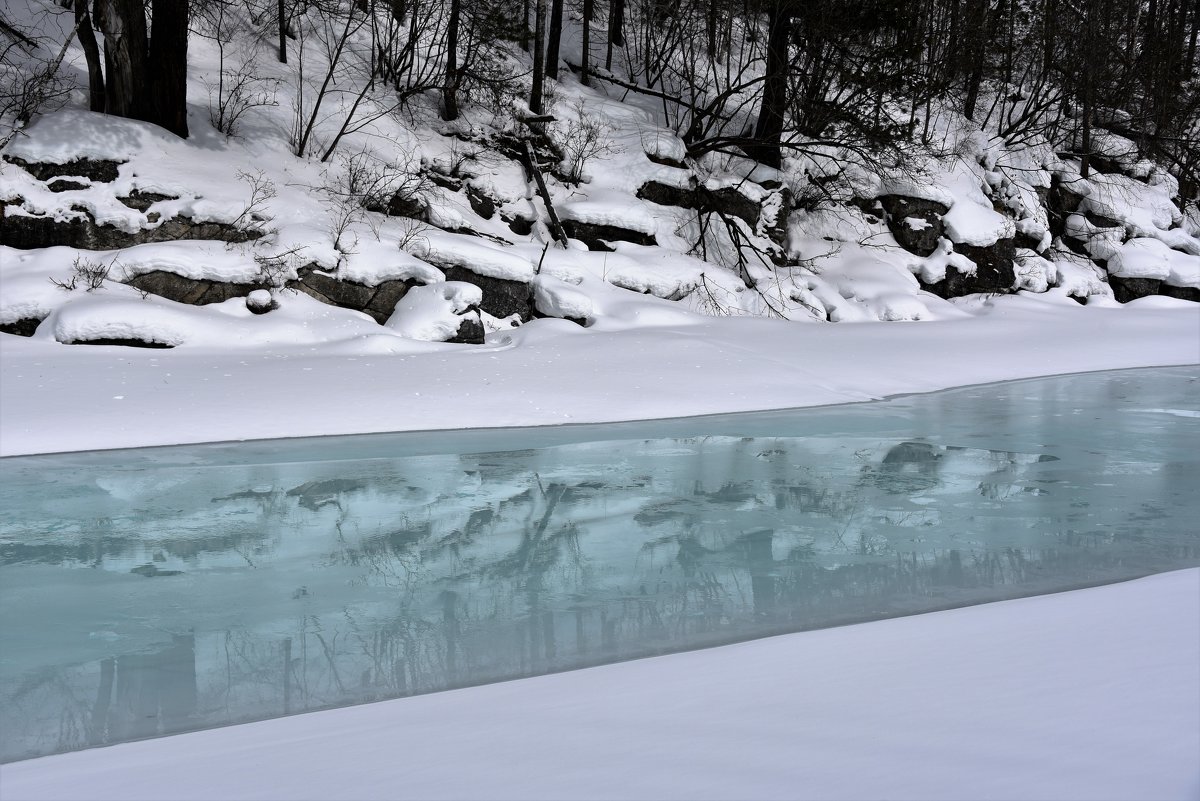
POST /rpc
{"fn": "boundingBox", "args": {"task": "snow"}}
[940,161,1016,247]
[2,291,1196,456]
[409,231,535,282]
[1,4,1198,797]
[1106,238,1200,288]
[384,281,481,341]
[557,193,659,235]
[532,275,594,322]
[4,568,1196,801]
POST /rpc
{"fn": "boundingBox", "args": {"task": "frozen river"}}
[1,366,1197,762]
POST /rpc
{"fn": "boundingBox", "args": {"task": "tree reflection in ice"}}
[1,367,1197,762]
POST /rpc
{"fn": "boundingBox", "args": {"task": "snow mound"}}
[1082,173,1180,235]
[533,276,594,322]
[1107,238,1172,280]
[941,163,1016,247]
[384,282,481,341]
[410,232,534,282]
[911,239,977,285]
[558,196,657,235]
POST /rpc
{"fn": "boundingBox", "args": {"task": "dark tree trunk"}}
[581,0,593,86]
[546,0,564,80]
[522,0,531,51]
[95,0,149,122]
[278,0,287,63]
[442,0,461,120]
[75,0,106,112]
[93,0,189,138]
[747,7,789,168]
[608,0,625,53]
[147,0,189,138]
[962,0,988,120]
[531,0,546,113]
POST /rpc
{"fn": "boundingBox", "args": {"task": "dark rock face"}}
[5,155,123,183]
[441,265,535,321]
[466,187,496,219]
[447,314,486,344]
[637,180,700,209]
[47,178,90,193]
[1109,276,1162,303]
[293,268,376,310]
[878,195,949,257]
[505,215,534,236]
[125,271,265,305]
[710,187,761,228]
[2,207,263,250]
[0,317,43,337]
[288,271,424,324]
[644,152,687,169]
[118,190,179,212]
[1160,283,1200,302]
[561,220,657,250]
[67,337,174,349]
[124,268,426,325]
[1046,176,1087,239]
[922,239,1017,298]
[637,180,790,244]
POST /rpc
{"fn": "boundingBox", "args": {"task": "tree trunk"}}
[531,0,546,113]
[147,0,189,138]
[546,0,564,80]
[962,0,988,120]
[95,0,149,122]
[581,0,593,86]
[442,0,461,120]
[93,0,189,138]
[747,7,789,168]
[75,0,106,112]
[278,0,287,63]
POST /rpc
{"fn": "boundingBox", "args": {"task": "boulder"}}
[636,180,699,209]
[293,268,376,310]
[560,220,656,251]
[878,195,949,257]
[1108,275,1162,303]
[125,271,264,305]
[4,155,122,183]
[441,265,535,321]
[2,206,262,250]
[922,239,1017,298]
[0,317,44,337]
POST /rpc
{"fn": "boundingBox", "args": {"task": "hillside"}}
[0,0,1198,453]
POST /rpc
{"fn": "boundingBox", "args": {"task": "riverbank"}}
[2,291,1197,456]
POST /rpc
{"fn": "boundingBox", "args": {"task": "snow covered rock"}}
[245,290,276,314]
[559,198,658,250]
[439,266,535,322]
[384,281,484,343]
[1106,238,1200,303]
[878,195,950,257]
[532,276,593,324]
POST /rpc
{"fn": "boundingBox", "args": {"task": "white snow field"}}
[2,568,1197,801]
[2,290,1199,456]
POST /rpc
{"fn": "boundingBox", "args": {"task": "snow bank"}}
[533,275,593,322]
[410,232,535,282]
[384,282,481,341]
[558,195,658,235]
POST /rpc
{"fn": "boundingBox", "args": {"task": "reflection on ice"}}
[1,367,1197,763]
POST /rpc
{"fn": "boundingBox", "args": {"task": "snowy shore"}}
[2,290,1198,456]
